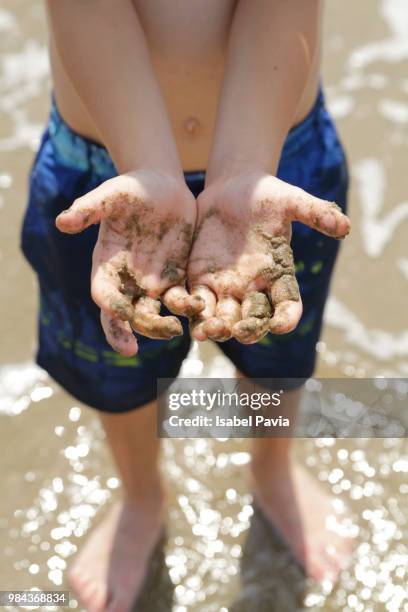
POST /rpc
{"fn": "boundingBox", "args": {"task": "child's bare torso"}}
[50,0,320,171]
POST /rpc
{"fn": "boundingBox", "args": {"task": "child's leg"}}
[21,102,194,611]
[250,389,353,583]
[68,401,164,612]
[99,401,162,501]
[216,89,354,581]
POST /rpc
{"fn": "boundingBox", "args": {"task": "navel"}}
[184,116,201,136]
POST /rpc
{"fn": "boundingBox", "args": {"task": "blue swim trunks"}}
[21,89,348,412]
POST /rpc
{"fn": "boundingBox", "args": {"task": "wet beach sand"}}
[0,1,407,610]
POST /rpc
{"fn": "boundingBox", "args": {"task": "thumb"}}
[287,186,351,239]
[55,185,109,234]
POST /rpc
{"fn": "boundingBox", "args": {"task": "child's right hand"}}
[56,170,204,356]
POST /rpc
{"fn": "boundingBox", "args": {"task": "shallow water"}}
[0,1,407,610]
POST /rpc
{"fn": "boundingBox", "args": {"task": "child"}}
[22,1,352,610]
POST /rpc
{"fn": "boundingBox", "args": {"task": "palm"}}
[188,173,350,344]
[56,171,203,355]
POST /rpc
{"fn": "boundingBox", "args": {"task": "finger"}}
[288,187,351,239]
[131,296,183,340]
[269,275,303,334]
[101,312,138,357]
[241,291,271,319]
[233,317,270,344]
[232,292,271,344]
[162,285,205,317]
[91,266,134,321]
[55,185,111,234]
[189,285,216,341]
[261,236,297,285]
[203,296,241,342]
[216,296,241,323]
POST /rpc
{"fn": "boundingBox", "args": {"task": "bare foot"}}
[68,493,164,612]
[251,458,355,583]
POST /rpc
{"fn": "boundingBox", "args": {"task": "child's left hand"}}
[187,172,351,344]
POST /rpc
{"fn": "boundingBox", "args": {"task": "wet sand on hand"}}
[0,0,407,610]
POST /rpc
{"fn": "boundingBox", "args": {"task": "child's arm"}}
[49,1,203,354]
[47,0,181,177]
[206,0,321,182]
[188,0,351,344]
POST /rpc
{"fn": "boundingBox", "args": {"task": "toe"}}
[305,541,343,583]
[69,575,105,612]
[89,585,108,612]
[68,566,87,591]
[304,550,331,582]
[81,583,108,612]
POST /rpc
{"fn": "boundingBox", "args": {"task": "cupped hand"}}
[187,172,350,344]
[56,170,204,356]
